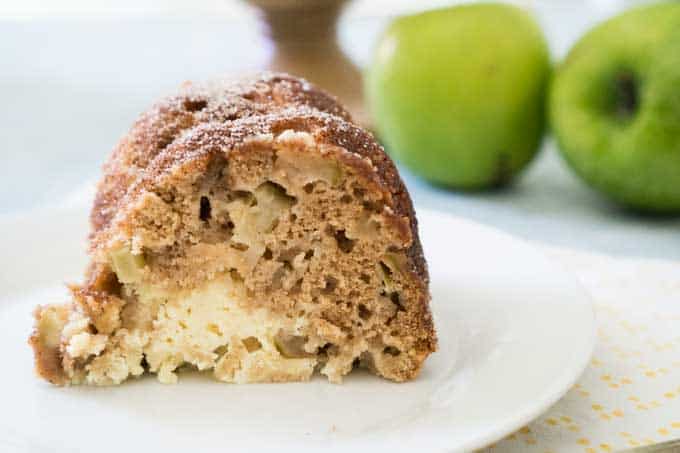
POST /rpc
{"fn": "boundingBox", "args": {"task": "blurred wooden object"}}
[247,0,368,126]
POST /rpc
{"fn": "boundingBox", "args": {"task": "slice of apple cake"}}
[29,73,437,386]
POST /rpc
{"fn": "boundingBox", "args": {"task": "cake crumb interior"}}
[31,130,433,385]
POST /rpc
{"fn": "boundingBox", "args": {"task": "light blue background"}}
[1,1,678,260]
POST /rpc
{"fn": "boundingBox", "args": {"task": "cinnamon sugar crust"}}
[29,72,437,386]
[91,73,351,236]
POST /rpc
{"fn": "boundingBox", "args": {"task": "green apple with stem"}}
[365,3,550,189]
[550,2,680,213]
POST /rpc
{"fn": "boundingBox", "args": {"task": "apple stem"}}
[615,71,638,119]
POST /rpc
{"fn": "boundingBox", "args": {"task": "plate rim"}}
[411,208,596,451]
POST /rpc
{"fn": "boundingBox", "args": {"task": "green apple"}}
[550,2,680,213]
[365,3,550,188]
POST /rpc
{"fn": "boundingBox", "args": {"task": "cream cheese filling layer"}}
[138,276,316,384]
[63,274,318,385]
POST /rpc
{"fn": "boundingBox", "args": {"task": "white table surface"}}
[1,0,678,260]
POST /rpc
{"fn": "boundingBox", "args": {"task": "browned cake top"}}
[92,72,351,237]
[90,72,429,289]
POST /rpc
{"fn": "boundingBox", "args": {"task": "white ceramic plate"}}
[0,202,594,453]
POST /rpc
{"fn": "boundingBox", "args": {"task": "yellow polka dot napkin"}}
[484,247,680,453]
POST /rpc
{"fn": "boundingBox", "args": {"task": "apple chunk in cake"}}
[29,73,436,385]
